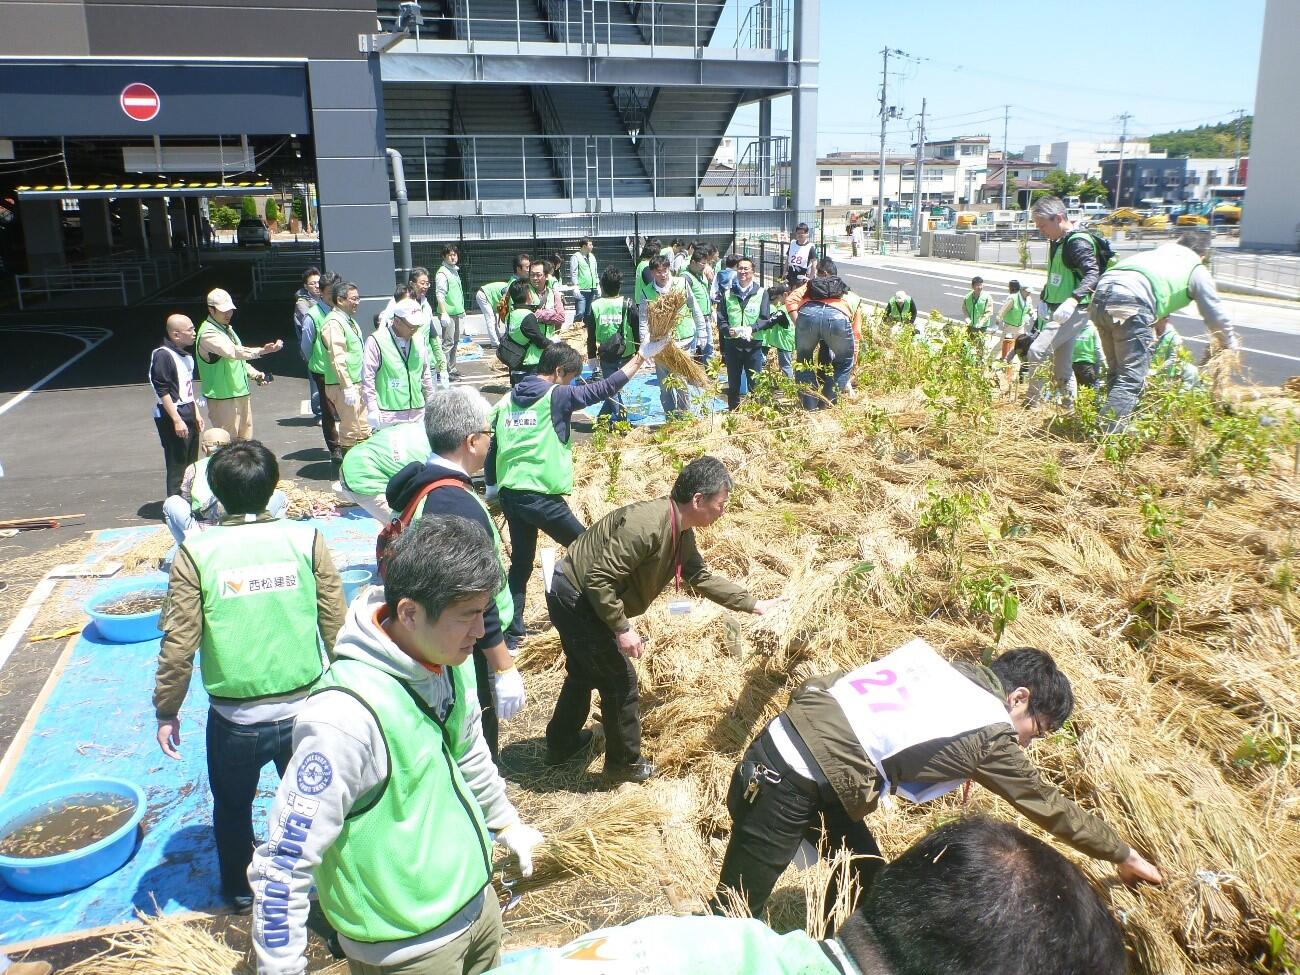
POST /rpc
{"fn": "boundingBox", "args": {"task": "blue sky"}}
[728,0,1265,157]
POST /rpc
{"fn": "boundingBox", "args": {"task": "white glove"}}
[438,370,450,386]
[1051,296,1078,324]
[440,313,452,331]
[485,484,499,502]
[492,666,526,720]
[641,336,671,358]
[342,387,359,408]
[735,326,753,342]
[366,410,381,431]
[1036,301,1051,323]
[496,822,543,877]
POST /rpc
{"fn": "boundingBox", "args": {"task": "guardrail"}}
[16,269,136,309]
[1211,252,1300,300]
[251,249,323,300]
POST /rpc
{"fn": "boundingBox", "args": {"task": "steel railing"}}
[17,269,136,309]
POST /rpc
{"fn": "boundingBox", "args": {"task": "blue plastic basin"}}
[0,777,146,895]
[85,577,168,643]
[341,567,376,605]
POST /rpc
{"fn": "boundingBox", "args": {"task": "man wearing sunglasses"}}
[710,642,1163,920]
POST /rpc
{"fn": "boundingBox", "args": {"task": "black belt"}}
[752,725,821,798]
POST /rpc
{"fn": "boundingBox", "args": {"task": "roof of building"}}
[924,135,991,145]
[819,153,958,167]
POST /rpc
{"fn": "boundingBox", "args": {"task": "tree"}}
[208,204,239,230]
[1149,117,1251,158]
[1042,169,1083,200]
[240,196,258,219]
[1077,178,1110,203]
[264,197,281,225]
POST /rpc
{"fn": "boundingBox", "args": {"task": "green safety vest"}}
[723,286,763,340]
[634,260,654,305]
[412,483,513,633]
[195,318,250,400]
[189,457,215,515]
[1112,244,1203,320]
[1003,294,1030,328]
[754,307,795,352]
[659,246,674,258]
[1152,327,1186,372]
[182,520,323,701]
[437,265,465,316]
[491,386,572,496]
[316,311,363,386]
[481,281,508,308]
[654,277,696,342]
[506,307,553,369]
[339,421,431,497]
[1072,325,1102,365]
[306,304,329,375]
[683,269,711,316]
[1044,230,1098,306]
[592,296,636,359]
[573,252,597,290]
[963,292,990,330]
[885,297,915,321]
[312,657,491,944]
[373,327,427,412]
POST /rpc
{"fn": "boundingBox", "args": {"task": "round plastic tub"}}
[85,577,168,643]
[340,567,376,605]
[0,777,147,895]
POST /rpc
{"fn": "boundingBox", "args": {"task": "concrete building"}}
[814,154,960,208]
[922,136,991,204]
[1099,157,1189,208]
[1023,140,1164,179]
[0,0,819,312]
[977,160,1061,208]
[1240,0,1297,249]
[1182,158,1245,202]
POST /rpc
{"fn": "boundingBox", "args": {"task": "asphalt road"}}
[830,254,1300,388]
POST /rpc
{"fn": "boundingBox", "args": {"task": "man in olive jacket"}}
[708,640,1163,919]
[544,456,779,783]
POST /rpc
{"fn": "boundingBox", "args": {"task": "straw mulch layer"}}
[499,320,1300,973]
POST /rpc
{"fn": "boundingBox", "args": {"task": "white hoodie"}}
[249,587,519,974]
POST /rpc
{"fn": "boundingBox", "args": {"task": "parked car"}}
[237,218,271,247]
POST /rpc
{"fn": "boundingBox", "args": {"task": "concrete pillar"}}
[169,198,189,249]
[81,198,114,259]
[146,197,171,253]
[19,198,66,271]
[791,0,819,217]
[758,97,773,198]
[120,198,147,255]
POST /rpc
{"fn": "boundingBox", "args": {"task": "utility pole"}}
[912,97,926,250]
[1000,104,1010,209]
[876,46,891,252]
[1113,112,1132,209]
[1231,108,1246,184]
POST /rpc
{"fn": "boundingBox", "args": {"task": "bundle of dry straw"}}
[646,287,710,388]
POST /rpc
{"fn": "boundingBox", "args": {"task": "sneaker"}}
[544,729,595,767]
[449,368,463,380]
[604,759,655,783]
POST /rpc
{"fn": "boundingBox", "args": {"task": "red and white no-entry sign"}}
[120,83,160,122]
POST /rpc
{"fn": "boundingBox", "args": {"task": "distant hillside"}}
[1148,117,1251,158]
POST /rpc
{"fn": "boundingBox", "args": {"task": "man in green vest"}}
[196,288,282,440]
[163,428,292,545]
[501,278,553,387]
[1071,322,1105,390]
[317,280,371,455]
[995,279,1034,362]
[250,515,543,975]
[718,255,767,411]
[154,439,345,914]
[486,342,652,652]
[1026,196,1106,408]
[1089,231,1239,430]
[435,245,466,379]
[488,817,1127,975]
[961,276,992,343]
[884,288,917,334]
[386,387,527,761]
[474,278,511,348]
[361,297,436,429]
[639,255,704,418]
[305,272,345,464]
[568,237,598,322]
[633,239,660,310]
[582,266,641,424]
[755,281,795,380]
[338,419,432,522]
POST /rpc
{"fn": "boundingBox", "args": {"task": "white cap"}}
[894,290,908,302]
[393,297,421,320]
[206,288,236,313]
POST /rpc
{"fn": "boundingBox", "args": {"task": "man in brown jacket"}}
[708,640,1163,918]
[544,456,779,783]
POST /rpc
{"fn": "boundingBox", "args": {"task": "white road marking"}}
[0,325,112,420]
[1181,335,1300,363]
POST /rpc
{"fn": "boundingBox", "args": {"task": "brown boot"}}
[6,961,55,975]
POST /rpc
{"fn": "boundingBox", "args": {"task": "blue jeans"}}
[773,347,794,380]
[206,707,295,899]
[1089,291,1157,431]
[655,357,691,417]
[575,288,597,322]
[500,488,585,648]
[724,342,765,410]
[598,356,631,423]
[794,304,856,410]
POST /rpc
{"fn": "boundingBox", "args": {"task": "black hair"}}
[989,647,1075,732]
[514,253,531,273]
[440,244,457,259]
[207,440,279,515]
[507,278,533,308]
[670,456,733,503]
[383,514,503,621]
[319,271,341,300]
[529,258,548,274]
[599,266,623,296]
[301,266,321,285]
[795,222,810,232]
[724,253,741,269]
[393,285,412,302]
[578,236,593,247]
[407,266,429,285]
[1008,279,1020,293]
[648,255,671,273]
[843,816,1126,975]
[816,257,838,276]
[971,276,984,286]
[734,253,754,268]
[334,281,359,305]
[539,343,584,377]
[768,281,789,299]
[670,237,684,248]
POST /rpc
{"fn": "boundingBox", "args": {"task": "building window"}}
[1032,169,1046,180]
[960,144,984,156]
[818,198,832,206]
[851,168,865,177]
[850,197,864,205]
[903,169,915,177]
[938,146,955,158]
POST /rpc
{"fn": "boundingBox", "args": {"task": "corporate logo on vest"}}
[505,414,539,428]
[218,562,301,597]
[296,752,333,795]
